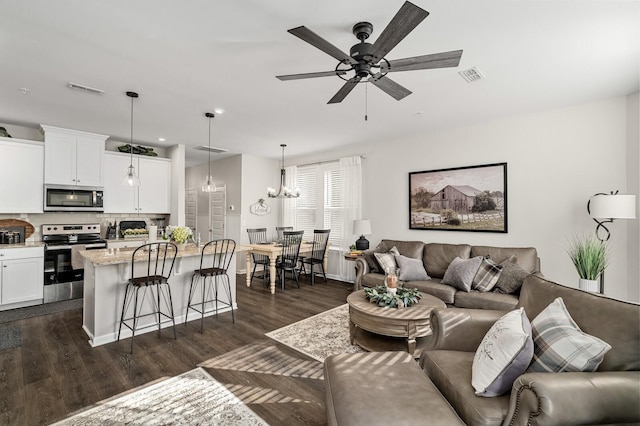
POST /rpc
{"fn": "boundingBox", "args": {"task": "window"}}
[290,161,344,247]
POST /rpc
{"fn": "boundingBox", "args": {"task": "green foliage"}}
[363,286,422,308]
[472,191,496,212]
[447,217,461,226]
[567,234,609,280]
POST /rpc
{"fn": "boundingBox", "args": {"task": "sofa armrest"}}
[505,371,640,426]
[425,308,506,352]
[354,257,369,291]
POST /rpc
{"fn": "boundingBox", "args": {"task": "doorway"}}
[208,185,226,241]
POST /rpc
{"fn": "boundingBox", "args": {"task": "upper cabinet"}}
[0,138,44,213]
[41,125,108,187]
[103,152,171,214]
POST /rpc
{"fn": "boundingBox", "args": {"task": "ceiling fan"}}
[276,1,463,104]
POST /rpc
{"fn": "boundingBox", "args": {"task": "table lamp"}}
[353,219,372,250]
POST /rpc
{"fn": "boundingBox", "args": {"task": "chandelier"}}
[267,144,300,198]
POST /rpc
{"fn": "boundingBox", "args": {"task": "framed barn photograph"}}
[409,163,507,233]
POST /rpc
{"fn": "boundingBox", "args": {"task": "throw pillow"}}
[493,256,529,294]
[394,254,430,281]
[527,297,611,373]
[472,256,503,292]
[373,246,400,273]
[472,308,534,397]
[442,256,483,292]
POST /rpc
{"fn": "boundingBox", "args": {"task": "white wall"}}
[168,144,185,226]
[627,92,640,302]
[291,96,636,301]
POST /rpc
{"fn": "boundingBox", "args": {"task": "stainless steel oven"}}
[44,184,104,212]
[42,223,107,303]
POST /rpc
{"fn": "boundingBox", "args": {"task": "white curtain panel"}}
[338,156,362,280]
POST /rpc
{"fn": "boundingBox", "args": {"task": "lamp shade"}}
[353,219,372,236]
[589,194,637,219]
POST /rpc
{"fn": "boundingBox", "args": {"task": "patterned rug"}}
[265,304,363,362]
[52,367,268,426]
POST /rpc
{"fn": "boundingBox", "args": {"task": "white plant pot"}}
[579,278,599,293]
[387,287,397,295]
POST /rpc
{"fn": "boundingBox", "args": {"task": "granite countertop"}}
[0,241,45,249]
[80,243,231,266]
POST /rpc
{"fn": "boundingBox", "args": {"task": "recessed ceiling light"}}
[19,88,29,94]
[158,137,166,142]
[213,108,225,115]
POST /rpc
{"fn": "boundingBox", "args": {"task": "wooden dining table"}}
[237,242,328,294]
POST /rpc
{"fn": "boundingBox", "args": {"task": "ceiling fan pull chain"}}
[364,81,368,121]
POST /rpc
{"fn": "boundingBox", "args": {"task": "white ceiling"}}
[1,0,638,166]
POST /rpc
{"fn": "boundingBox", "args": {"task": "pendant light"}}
[123,91,141,186]
[201,111,217,193]
[267,144,301,198]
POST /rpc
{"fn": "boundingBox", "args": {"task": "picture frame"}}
[409,162,507,233]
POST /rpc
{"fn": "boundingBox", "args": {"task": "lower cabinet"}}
[103,152,171,214]
[0,247,44,310]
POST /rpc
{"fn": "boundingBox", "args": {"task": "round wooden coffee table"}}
[347,289,446,357]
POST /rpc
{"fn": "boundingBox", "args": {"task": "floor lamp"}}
[587,191,637,293]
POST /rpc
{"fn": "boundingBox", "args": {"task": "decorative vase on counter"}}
[579,278,599,293]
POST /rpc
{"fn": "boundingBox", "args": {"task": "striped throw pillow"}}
[527,297,611,373]
[472,256,503,292]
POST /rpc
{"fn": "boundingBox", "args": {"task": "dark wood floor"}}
[0,274,352,425]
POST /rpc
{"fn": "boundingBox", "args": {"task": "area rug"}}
[0,325,22,351]
[52,367,268,426]
[265,304,363,362]
[0,298,83,324]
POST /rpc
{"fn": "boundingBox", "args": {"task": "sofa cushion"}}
[378,239,425,259]
[472,256,503,292]
[424,243,472,278]
[454,291,519,311]
[527,297,611,373]
[395,254,430,281]
[442,256,483,292]
[493,257,529,294]
[471,246,538,273]
[518,275,639,372]
[472,308,534,397]
[407,279,456,304]
[420,350,509,426]
[360,272,386,288]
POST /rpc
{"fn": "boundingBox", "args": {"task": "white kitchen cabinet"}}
[0,138,44,213]
[103,152,171,214]
[41,125,107,187]
[0,246,44,310]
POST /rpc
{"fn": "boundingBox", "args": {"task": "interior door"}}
[185,188,197,232]
[209,186,226,241]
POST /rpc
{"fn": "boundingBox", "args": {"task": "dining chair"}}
[276,230,304,290]
[275,226,293,241]
[186,239,236,333]
[299,229,331,285]
[117,242,178,354]
[246,228,269,285]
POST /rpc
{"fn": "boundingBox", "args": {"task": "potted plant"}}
[567,234,609,292]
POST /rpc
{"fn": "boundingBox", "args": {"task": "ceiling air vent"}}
[458,67,485,83]
[67,82,104,95]
[194,145,228,154]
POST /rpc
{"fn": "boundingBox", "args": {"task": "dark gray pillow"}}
[394,254,430,281]
[494,257,530,294]
[442,256,483,292]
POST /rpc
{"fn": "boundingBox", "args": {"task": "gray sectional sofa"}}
[354,239,540,310]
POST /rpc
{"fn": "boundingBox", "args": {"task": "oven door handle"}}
[85,243,107,249]
[46,245,73,250]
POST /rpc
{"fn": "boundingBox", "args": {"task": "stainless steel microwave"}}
[44,184,104,212]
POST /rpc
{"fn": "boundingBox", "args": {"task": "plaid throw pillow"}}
[472,256,503,292]
[527,297,611,373]
[374,246,400,273]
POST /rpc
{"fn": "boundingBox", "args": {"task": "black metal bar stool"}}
[117,242,178,354]
[186,239,236,333]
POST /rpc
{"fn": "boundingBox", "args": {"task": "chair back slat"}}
[131,242,177,284]
[199,239,236,274]
[247,228,269,263]
[280,230,304,268]
[310,229,331,261]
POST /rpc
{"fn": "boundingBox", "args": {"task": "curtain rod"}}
[297,154,366,168]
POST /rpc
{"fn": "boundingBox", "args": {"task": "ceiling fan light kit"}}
[276,1,463,104]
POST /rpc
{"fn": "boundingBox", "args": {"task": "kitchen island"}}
[80,243,236,347]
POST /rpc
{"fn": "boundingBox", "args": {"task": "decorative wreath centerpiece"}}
[363,286,421,309]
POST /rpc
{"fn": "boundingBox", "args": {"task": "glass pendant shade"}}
[202,174,215,193]
[201,112,217,193]
[123,91,141,187]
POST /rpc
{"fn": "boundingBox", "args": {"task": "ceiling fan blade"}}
[381,50,463,73]
[369,73,412,101]
[276,70,347,81]
[328,76,362,104]
[288,26,357,64]
[371,1,429,63]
